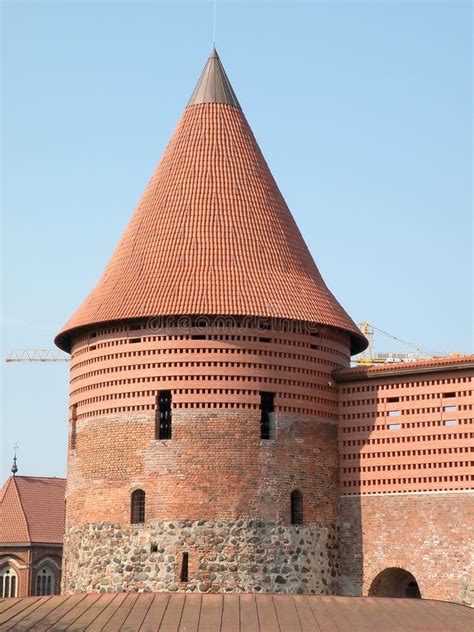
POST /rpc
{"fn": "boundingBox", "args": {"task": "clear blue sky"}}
[1,1,472,480]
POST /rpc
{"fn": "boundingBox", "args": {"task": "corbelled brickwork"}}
[68,320,349,424]
[63,520,338,595]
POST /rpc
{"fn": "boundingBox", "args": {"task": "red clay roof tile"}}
[0,476,66,545]
[334,354,474,381]
[55,51,366,354]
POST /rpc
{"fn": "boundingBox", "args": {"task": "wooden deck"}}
[0,594,472,631]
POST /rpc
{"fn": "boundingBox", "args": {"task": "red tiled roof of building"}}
[55,49,366,354]
[333,353,474,381]
[0,476,66,545]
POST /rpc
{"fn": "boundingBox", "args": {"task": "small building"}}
[0,473,66,597]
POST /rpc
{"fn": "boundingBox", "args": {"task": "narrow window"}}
[260,392,274,440]
[71,404,77,450]
[180,552,189,582]
[291,490,303,525]
[131,489,146,524]
[156,390,172,440]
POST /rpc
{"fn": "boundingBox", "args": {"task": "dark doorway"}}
[369,568,421,598]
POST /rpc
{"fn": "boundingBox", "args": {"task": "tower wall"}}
[63,319,351,594]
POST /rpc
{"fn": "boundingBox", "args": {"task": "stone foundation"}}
[62,520,339,595]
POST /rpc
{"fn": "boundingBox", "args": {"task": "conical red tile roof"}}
[56,49,366,354]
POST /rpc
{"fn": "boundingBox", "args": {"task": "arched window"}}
[131,489,146,524]
[35,566,55,596]
[0,566,17,598]
[290,489,303,525]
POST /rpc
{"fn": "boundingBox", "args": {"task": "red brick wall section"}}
[338,368,473,495]
[339,492,474,604]
[66,409,339,525]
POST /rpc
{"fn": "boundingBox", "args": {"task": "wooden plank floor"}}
[0,594,472,631]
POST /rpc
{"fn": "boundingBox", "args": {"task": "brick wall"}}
[339,492,474,605]
[66,410,339,525]
[337,366,473,495]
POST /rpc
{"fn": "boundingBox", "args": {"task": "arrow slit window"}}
[156,390,172,440]
[260,392,274,439]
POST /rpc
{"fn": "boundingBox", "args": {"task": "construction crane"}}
[5,349,69,363]
[354,322,451,366]
[5,325,452,367]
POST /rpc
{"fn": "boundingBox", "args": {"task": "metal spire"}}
[11,444,18,476]
[187,48,241,109]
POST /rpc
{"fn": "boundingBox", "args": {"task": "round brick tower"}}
[55,48,366,595]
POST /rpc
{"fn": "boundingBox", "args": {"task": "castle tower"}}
[55,49,366,595]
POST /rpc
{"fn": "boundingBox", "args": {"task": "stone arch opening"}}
[369,567,421,598]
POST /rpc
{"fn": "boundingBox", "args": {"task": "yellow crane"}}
[354,322,451,366]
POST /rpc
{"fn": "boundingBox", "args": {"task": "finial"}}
[11,443,19,476]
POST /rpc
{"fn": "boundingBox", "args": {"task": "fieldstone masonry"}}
[62,520,339,595]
